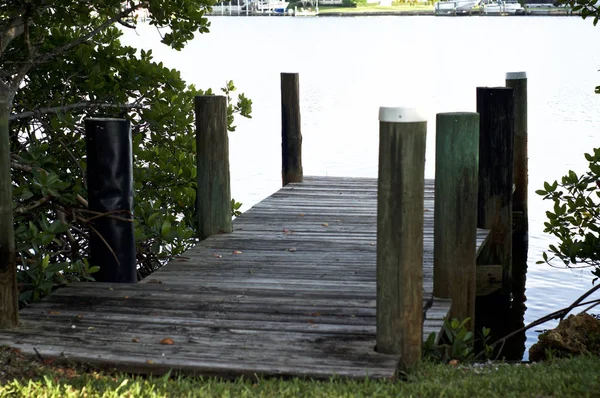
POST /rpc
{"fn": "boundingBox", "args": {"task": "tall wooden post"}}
[433,112,479,329]
[376,107,426,369]
[195,95,232,240]
[0,100,18,328]
[85,118,137,283]
[281,73,303,186]
[506,72,528,236]
[476,87,515,295]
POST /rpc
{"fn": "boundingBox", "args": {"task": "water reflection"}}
[475,229,528,361]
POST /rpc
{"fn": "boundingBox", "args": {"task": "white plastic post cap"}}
[378,107,427,123]
[506,71,527,80]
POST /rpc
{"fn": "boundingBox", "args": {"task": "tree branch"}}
[10,101,140,121]
[14,194,52,215]
[0,17,26,58]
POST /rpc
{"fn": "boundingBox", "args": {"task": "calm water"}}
[121,16,600,359]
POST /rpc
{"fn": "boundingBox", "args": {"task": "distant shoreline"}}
[316,9,575,16]
[208,11,576,17]
[207,6,576,17]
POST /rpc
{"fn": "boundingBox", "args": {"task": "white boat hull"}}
[434,0,480,12]
[209,0,290,14]
[482,0,524,14]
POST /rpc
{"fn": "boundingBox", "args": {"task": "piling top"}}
[85,118,128,122]
[506,71,527,80]
[379,107,426,123]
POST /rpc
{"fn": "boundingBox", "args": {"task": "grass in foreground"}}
[1,347,600,397]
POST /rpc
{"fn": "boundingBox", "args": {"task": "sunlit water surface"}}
[120,16,600,360]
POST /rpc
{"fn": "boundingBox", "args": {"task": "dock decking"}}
[0,176,489,379]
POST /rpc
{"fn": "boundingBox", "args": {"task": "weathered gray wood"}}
[0,176,489,379]
[0,99,18,329]
[476,87,515,295]
[434,112,479,329]
[476,264,503,296]
[376,108,426,368]
[0,342,396,380]
[281,73,303,186]
[506,72,528,236]
[425,298,451,343]
[195,95,232,240]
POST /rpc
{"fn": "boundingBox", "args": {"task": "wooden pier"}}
[0,71,525,379]
[0,176,489,379]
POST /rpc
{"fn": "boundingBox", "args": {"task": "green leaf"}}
[161,220,172,237]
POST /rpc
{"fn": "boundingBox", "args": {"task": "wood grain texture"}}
[281,73,303,186]
[505,76,528,234]
[0,100,18,329]
[476,87,515,295]
[195,95,232,240]
[434,112,479,329]
[475,264,503,297]
[0,176,488,379]
[376,121,426,368]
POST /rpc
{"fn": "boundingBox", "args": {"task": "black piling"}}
[85,118,136,283]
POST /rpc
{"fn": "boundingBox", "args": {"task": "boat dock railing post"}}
[376,106,426,370]
[84,118,137,283]
[433,112,479,330]
[476,87,515,296]
[195,95,233,240]
[281,72,303,186]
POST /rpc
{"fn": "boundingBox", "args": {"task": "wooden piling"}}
[0,100,18,329]
[433,112,479,328]
[195,95,232,240]
[281,73,303,186]
[376,107,426,369]
[85,118,137,283]
[476,87,515,295]
[506,72,528,236]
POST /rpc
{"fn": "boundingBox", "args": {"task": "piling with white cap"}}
[376,106,426,369]
[433,112,480,330]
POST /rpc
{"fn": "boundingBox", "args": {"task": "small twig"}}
[76,209,133,223]
[117,19,136,29]
[76,195,88,208]
[57,136,86,186]
[79,217,120,265]
[559,283,600,320]
[10,161,33,173]
[32,347,44,362]
[581,299,600,314]
[14,194,52,214]
[475,283,600,360]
